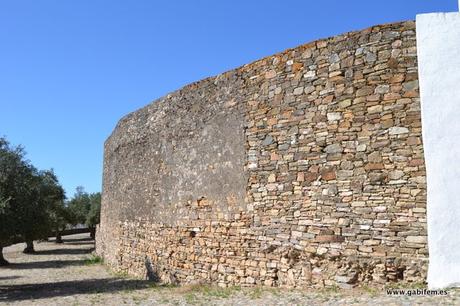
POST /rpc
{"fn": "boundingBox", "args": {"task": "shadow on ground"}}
[47,236,95,246]
[1,259,88,270]
[0,278,155,302]
[32,247,95,256]
[61,237,93,243]
[63,241,95,246]
[0,276,21,281]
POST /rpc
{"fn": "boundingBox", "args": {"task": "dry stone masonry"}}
[96,21,428,288]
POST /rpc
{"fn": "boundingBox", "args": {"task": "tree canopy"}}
[66,187,101,228]
[0,136,101,264]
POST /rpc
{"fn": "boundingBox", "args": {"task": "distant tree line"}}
[0,137,101,265]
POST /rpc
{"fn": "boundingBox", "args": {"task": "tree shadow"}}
[62,236,94,243]
[0,276,21,281]
[46,235,95,246]
[0,278,156,302]
[1,259,87,270]
[32,247,95,256]
[63,241,95,246]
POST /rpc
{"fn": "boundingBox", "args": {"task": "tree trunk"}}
[90,227,96,239]
[0,247,9,266]
[23,240,35,253]
[55,231,63,244]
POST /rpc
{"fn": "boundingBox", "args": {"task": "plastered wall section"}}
[97,21,427,288]
[416,12,460,289]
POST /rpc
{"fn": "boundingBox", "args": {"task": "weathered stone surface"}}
[368,152,382,163]
[327,112,342,121]
[96,21,427,289]
[407,236,427,244]
[389,127,410,135]
[403,80,419,91]
[389,170,405,180]
[325,144,342,154]
[262,135,274,146]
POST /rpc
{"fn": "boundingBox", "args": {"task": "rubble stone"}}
[96,21,427,289]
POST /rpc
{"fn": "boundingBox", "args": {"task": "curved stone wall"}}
[96,20,427,288]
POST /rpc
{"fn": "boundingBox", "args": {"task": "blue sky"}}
[0,0,457,198]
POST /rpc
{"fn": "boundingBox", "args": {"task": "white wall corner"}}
[416,11,460,289]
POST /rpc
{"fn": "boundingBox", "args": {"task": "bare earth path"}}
[1,233,459,305]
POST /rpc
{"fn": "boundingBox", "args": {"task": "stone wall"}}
[96,21,427,288]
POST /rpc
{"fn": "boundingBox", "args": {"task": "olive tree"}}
[21,170,65,251]
[0,138,30,263]
[86,192,101,238]
[0,137,65,259]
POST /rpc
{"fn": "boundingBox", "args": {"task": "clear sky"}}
[0,0,457,198]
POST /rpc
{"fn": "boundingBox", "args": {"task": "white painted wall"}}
[417,12,460,289]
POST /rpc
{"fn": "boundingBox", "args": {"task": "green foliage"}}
[66,187,101,228]
[66,186,91,225]
[36,170,67,236]
[0,137,66,248]
[0,136,102,259]
[0,196,10,214]
[0,137,29,247]
[21,169,66,244]
[86,192,101,228]
[84,254,103,265]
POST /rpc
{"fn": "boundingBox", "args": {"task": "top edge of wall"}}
[107,20,415,145]
[157,20,415,98]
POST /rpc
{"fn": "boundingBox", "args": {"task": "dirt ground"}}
[0,233,459,305]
